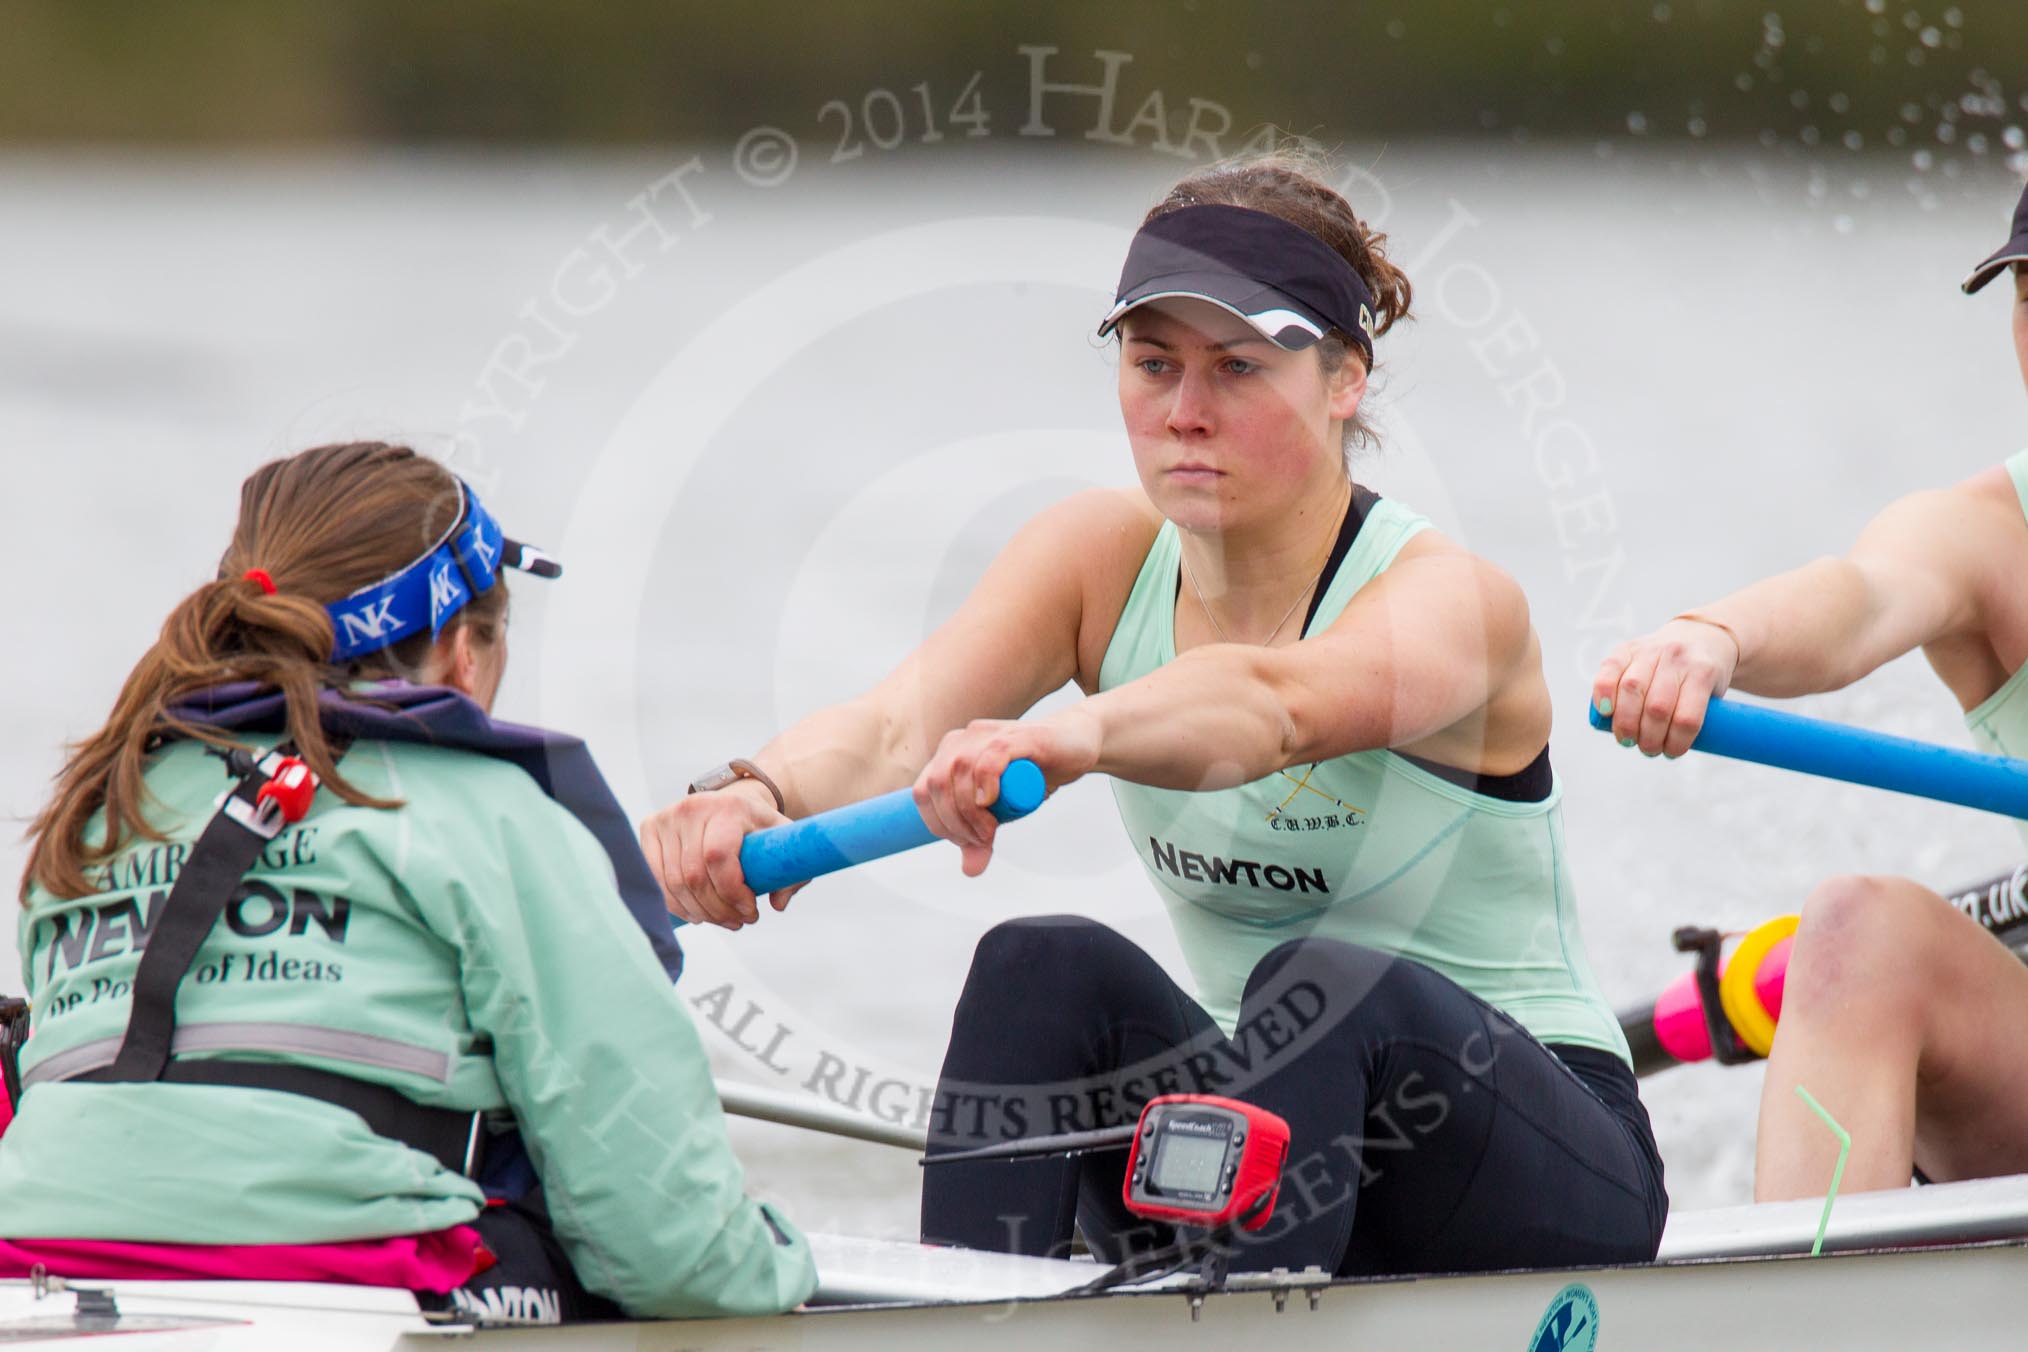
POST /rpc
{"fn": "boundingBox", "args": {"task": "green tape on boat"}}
[1795,1084,1852,1258]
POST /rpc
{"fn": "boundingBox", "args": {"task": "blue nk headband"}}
[325,480,560,663]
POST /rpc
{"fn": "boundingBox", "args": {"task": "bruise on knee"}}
[1786,875,1941,1017]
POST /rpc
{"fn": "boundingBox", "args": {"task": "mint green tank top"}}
[1098,494,1629,1061]
[1963,448,2028,853]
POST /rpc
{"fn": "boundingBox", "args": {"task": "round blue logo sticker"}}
[1528,1282,1599,1352]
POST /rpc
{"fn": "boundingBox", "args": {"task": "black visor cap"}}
[1097,204,1377,360]
[1962,180,2028,295]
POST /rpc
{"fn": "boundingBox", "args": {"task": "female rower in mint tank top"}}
[644,149,1666,1276]
[1595,181,2028,1205]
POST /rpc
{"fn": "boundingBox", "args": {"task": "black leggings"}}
[919,916,1667,1276]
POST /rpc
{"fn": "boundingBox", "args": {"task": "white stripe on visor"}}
[1099,291,1327,349]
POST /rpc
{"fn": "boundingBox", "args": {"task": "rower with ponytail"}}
[23,443,472,903]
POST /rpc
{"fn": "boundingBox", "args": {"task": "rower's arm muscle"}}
[1698,490,1986,696]
[1080,541,1534,787]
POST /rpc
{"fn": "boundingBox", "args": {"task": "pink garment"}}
[0,1226,490,1293]
[0,1083,12,1138]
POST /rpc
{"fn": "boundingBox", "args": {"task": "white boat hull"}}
[8,1172,2028,1348]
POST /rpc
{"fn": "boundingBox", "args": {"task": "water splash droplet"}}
[2004,126,2026,151]
[1937,122,1957,144]
[1385,18,1406,38]
[1688,117,1708,138]
[1912,148,1935,171]
[1760,128,1780,148]
[1736,72,1755,91]
[1833,215,1855,234]
[1627,111,1649,134]
[1901,101,1923,123]
[1968,132,1989,156]
[1944,6,1964,25]
[1844,131,1865,150]
[1888,126,1908,146]
[1864,0,1884,11]
[1652,2,1672,20]
[1828,92,1852,114]
[1800,125,1822,146]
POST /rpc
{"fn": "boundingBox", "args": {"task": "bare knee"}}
[1784,874,1943,1020]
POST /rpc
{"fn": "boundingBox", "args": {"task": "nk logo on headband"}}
[336,597,403,651]
[323,478,559,663]
[428,559,467,629]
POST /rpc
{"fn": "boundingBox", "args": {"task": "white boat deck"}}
[4,1176,2027,1348]
[1657,1169,2028,1260]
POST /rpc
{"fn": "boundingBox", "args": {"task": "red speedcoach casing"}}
[1121,1094,1291,1231]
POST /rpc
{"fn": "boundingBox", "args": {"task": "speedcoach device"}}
[1122,1095,1290,1231]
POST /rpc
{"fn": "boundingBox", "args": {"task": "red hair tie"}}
[243,569,277,596]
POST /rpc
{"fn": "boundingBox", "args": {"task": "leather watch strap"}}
[688,758,787,815]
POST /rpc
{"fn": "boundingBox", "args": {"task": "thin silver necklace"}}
[1180,497,1347,646]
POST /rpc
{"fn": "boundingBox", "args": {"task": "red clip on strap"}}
[256,757,318,824]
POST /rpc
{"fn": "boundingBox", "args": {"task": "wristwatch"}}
[687,758,787,815]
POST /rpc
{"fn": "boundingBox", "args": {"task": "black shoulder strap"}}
[0,997,27,1117]
[83,738,485,1175]
[102,747,299,1083]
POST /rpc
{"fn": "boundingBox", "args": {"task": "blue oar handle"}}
[1589,697,2028,819]
[737,759,1050,896]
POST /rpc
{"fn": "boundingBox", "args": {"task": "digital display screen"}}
[1151,1132,1227,1195]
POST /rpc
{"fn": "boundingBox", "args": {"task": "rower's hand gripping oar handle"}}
[1588,695,2028,819]
[736,759,1049,897]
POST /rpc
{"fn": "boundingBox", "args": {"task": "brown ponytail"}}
[1147,143,1412,451]
[22,442,508,902]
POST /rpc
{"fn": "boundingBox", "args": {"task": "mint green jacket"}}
[1,737,816,1319]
